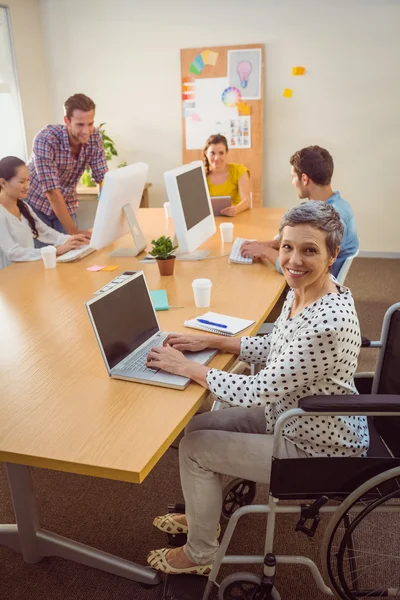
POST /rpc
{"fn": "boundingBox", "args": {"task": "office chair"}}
[335,249,359,286]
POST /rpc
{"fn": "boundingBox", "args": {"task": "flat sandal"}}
[153,513,221,538]
[147,548,212,576]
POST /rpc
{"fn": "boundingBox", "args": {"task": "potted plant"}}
[149,236,178,276]
[81,123,122,187]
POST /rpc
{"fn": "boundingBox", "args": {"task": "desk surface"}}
[0,208,285,483]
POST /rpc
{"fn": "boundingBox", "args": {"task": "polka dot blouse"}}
[206,283,369,457]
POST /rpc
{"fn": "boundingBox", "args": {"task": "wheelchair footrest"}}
[167,532,188,547]
[162,574,208,600]
[296,496,329,537]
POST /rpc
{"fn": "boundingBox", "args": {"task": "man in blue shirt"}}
[241,146,359,278]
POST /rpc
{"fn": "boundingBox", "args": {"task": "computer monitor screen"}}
[90,162,148,255]
[164,161,216,257]
[176,167,211,230]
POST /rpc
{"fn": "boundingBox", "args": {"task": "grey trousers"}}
[180,406,305,565]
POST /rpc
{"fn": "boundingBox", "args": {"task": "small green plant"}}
[149,236,178,260]
[98,122,118,161]
[81,123,122,186]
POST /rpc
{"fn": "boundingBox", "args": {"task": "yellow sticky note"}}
[207,51,219,66]
[101,265,119,272]
[283,88,293,98]
[292,66,306,76]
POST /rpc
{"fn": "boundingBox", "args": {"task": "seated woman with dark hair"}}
[204,134,251,217]
[0,156,89,262]
[145,201,368,576]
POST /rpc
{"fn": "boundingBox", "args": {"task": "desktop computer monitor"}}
[164,161,216,260]
[90,162,148,257]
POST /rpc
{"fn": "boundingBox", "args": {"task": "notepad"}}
[150,289,169,311]
[184,312,255,336]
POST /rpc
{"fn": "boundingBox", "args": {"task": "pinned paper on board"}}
[237,101,251,116]
[292,66,306,76]
[191,113,201,122]
[283,88,293,98]
[227,49,262,100]
[207,51,219,66]
[189,50,219,74]
[201,49,210,64]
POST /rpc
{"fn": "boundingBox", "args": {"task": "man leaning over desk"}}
[26,93,108,239]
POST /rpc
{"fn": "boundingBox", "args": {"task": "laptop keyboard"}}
[121,332,169,374]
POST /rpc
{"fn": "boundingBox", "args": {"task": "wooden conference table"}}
[0,207,285,585]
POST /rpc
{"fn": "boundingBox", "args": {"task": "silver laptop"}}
[85,271,217,390]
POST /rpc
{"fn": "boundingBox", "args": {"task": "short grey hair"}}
[279,201,344,257]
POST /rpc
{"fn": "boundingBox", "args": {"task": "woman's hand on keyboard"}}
[240,240,269,260]
[163,333,213,353]
[56,234,90,256]
[146,344,190,375]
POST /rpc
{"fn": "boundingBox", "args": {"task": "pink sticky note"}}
[86,265,105,272]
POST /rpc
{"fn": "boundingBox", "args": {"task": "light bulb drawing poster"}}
[227,48,262,100]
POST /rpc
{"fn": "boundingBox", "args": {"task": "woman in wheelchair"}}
[146,201,369,576]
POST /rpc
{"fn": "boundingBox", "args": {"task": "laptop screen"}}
[88,275,159,369]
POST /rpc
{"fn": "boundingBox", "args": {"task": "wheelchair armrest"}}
[299,394,400,412]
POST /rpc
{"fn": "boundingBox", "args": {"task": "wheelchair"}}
[166,302,400,600]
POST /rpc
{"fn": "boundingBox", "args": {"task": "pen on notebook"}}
[197,319,227,329]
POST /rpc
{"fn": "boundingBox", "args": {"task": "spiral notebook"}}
[184,312,255,337]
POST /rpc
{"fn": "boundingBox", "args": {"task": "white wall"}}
[4,0,52,153]
[39,0,400,252]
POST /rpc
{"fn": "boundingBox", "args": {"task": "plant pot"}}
[156,256,176,276]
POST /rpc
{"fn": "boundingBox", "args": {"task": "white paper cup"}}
[164,201,172,219]
[40,245,57,269]
[192,278,212,308]
[219,222,234,243]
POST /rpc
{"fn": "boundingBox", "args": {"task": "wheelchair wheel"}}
[321,466,400,600]
[218,572,281,600]
[221,478,257,522]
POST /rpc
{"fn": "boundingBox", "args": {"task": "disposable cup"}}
[192,278,212,308]
[219,222,234,243]
[164,202,172,219]
[40,245,57,269]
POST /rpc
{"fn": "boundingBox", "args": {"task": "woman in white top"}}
[145,201,369,576]
[0,156,89,262]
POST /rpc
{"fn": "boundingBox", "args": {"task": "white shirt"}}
[206,282,369,458]
[0,203,70,262]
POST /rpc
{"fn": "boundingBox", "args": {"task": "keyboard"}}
[121,332,169,374]
[228,237,255,265]
[57,244,96,263]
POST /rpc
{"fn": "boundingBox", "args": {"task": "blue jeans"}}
[31,207,77,248]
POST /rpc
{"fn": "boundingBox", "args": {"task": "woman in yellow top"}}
[203,134,251,217]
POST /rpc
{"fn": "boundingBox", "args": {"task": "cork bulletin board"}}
[180,44,264,207]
